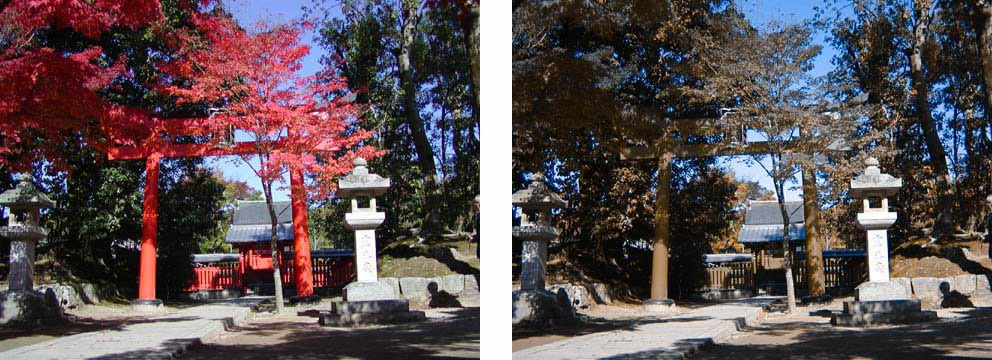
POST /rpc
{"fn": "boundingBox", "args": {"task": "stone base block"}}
[512,290,576,326]
[184,289,243,301]
[832,299,936,327]
[344,280,398,302]
[289,295,321,305]
[130,299,164,313]
[801,295,834,305]
[642,299,677,314]
[0,290,63,326]
[331,299,410,314]
[843,300,921,314]
[831,309,937,327]
[319,299,425,327]
[856,281,910,301]
[700,289,753,301]
[319,309,426,327]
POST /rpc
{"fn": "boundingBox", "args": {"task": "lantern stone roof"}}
[337,158,390,198]
[511,173,567,210]
[850,157,902,198]
[0,174,55,209]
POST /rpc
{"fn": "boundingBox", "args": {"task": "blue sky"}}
[213,0,838,202]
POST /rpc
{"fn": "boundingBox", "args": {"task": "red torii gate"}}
[106,117,332,306]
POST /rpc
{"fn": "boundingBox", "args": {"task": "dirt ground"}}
[690,303,992,359]
[0,302,182,352]
[512,301,699,352]
[181,306,480,360]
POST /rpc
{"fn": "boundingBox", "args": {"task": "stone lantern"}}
[0,174,61,325]
[0,174,55,292]
[320,158,425,327]
[512,173,575,326]
[849,157,901,286]
[511,173,565,292]
[831,158,936,326]
[338,158,390,289]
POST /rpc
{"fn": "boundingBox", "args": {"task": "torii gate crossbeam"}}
[107,119,335,305]
[622,120,847,302]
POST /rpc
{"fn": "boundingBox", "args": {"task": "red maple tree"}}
[0,0,164,170]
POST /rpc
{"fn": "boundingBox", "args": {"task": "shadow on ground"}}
[174,307,480,360]
[0,315,204,341]
[689,307,992,359]
[513,315,714,342]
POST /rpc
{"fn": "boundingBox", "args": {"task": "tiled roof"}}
[191,253,240,263]
[703,253,754,264]
[225,224,294,243]
[232,201,293,225]
[744,200,804,225]
[738,224,806,243]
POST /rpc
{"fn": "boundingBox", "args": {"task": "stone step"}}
[831,309,937,327]
[331,299,410,315]
[843,300,921,314]
[319,309,426,327]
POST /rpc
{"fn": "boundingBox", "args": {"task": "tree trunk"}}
[801,164,826,297]
[462,0,480,127]
[975,1,992,129]
[264,181,284,313]
[910,2,954,237]
[772,163,797,313]
[399,1,442,237]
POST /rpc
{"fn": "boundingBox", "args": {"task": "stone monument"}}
[512,173,575,326]
[319,158,425,326]
[0,174,62,325]
[831,158,937,326]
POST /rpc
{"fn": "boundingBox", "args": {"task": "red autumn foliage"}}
[1,1,377,201]
[0,0,163,171]
[157,12,380,200]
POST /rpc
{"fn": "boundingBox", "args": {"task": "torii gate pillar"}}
[135,154,163,309]
[290,165,314,297]
[649,154,672,301]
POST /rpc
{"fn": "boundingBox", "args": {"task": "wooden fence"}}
[704,261,755,290]
[792,256,867,290]
[703,255,866,292]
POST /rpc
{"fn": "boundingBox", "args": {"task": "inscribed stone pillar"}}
[866,229,890,282]
[519,237,547,291]
[8,238,36,291]
[355,229,378,283]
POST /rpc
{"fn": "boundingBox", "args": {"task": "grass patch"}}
[378,237,479,278]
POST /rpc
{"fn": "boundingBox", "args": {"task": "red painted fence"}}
[187,259,354,292]
[189,263,242,291]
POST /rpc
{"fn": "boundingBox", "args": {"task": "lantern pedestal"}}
[511,289,576,326]
[0,290,63,326]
